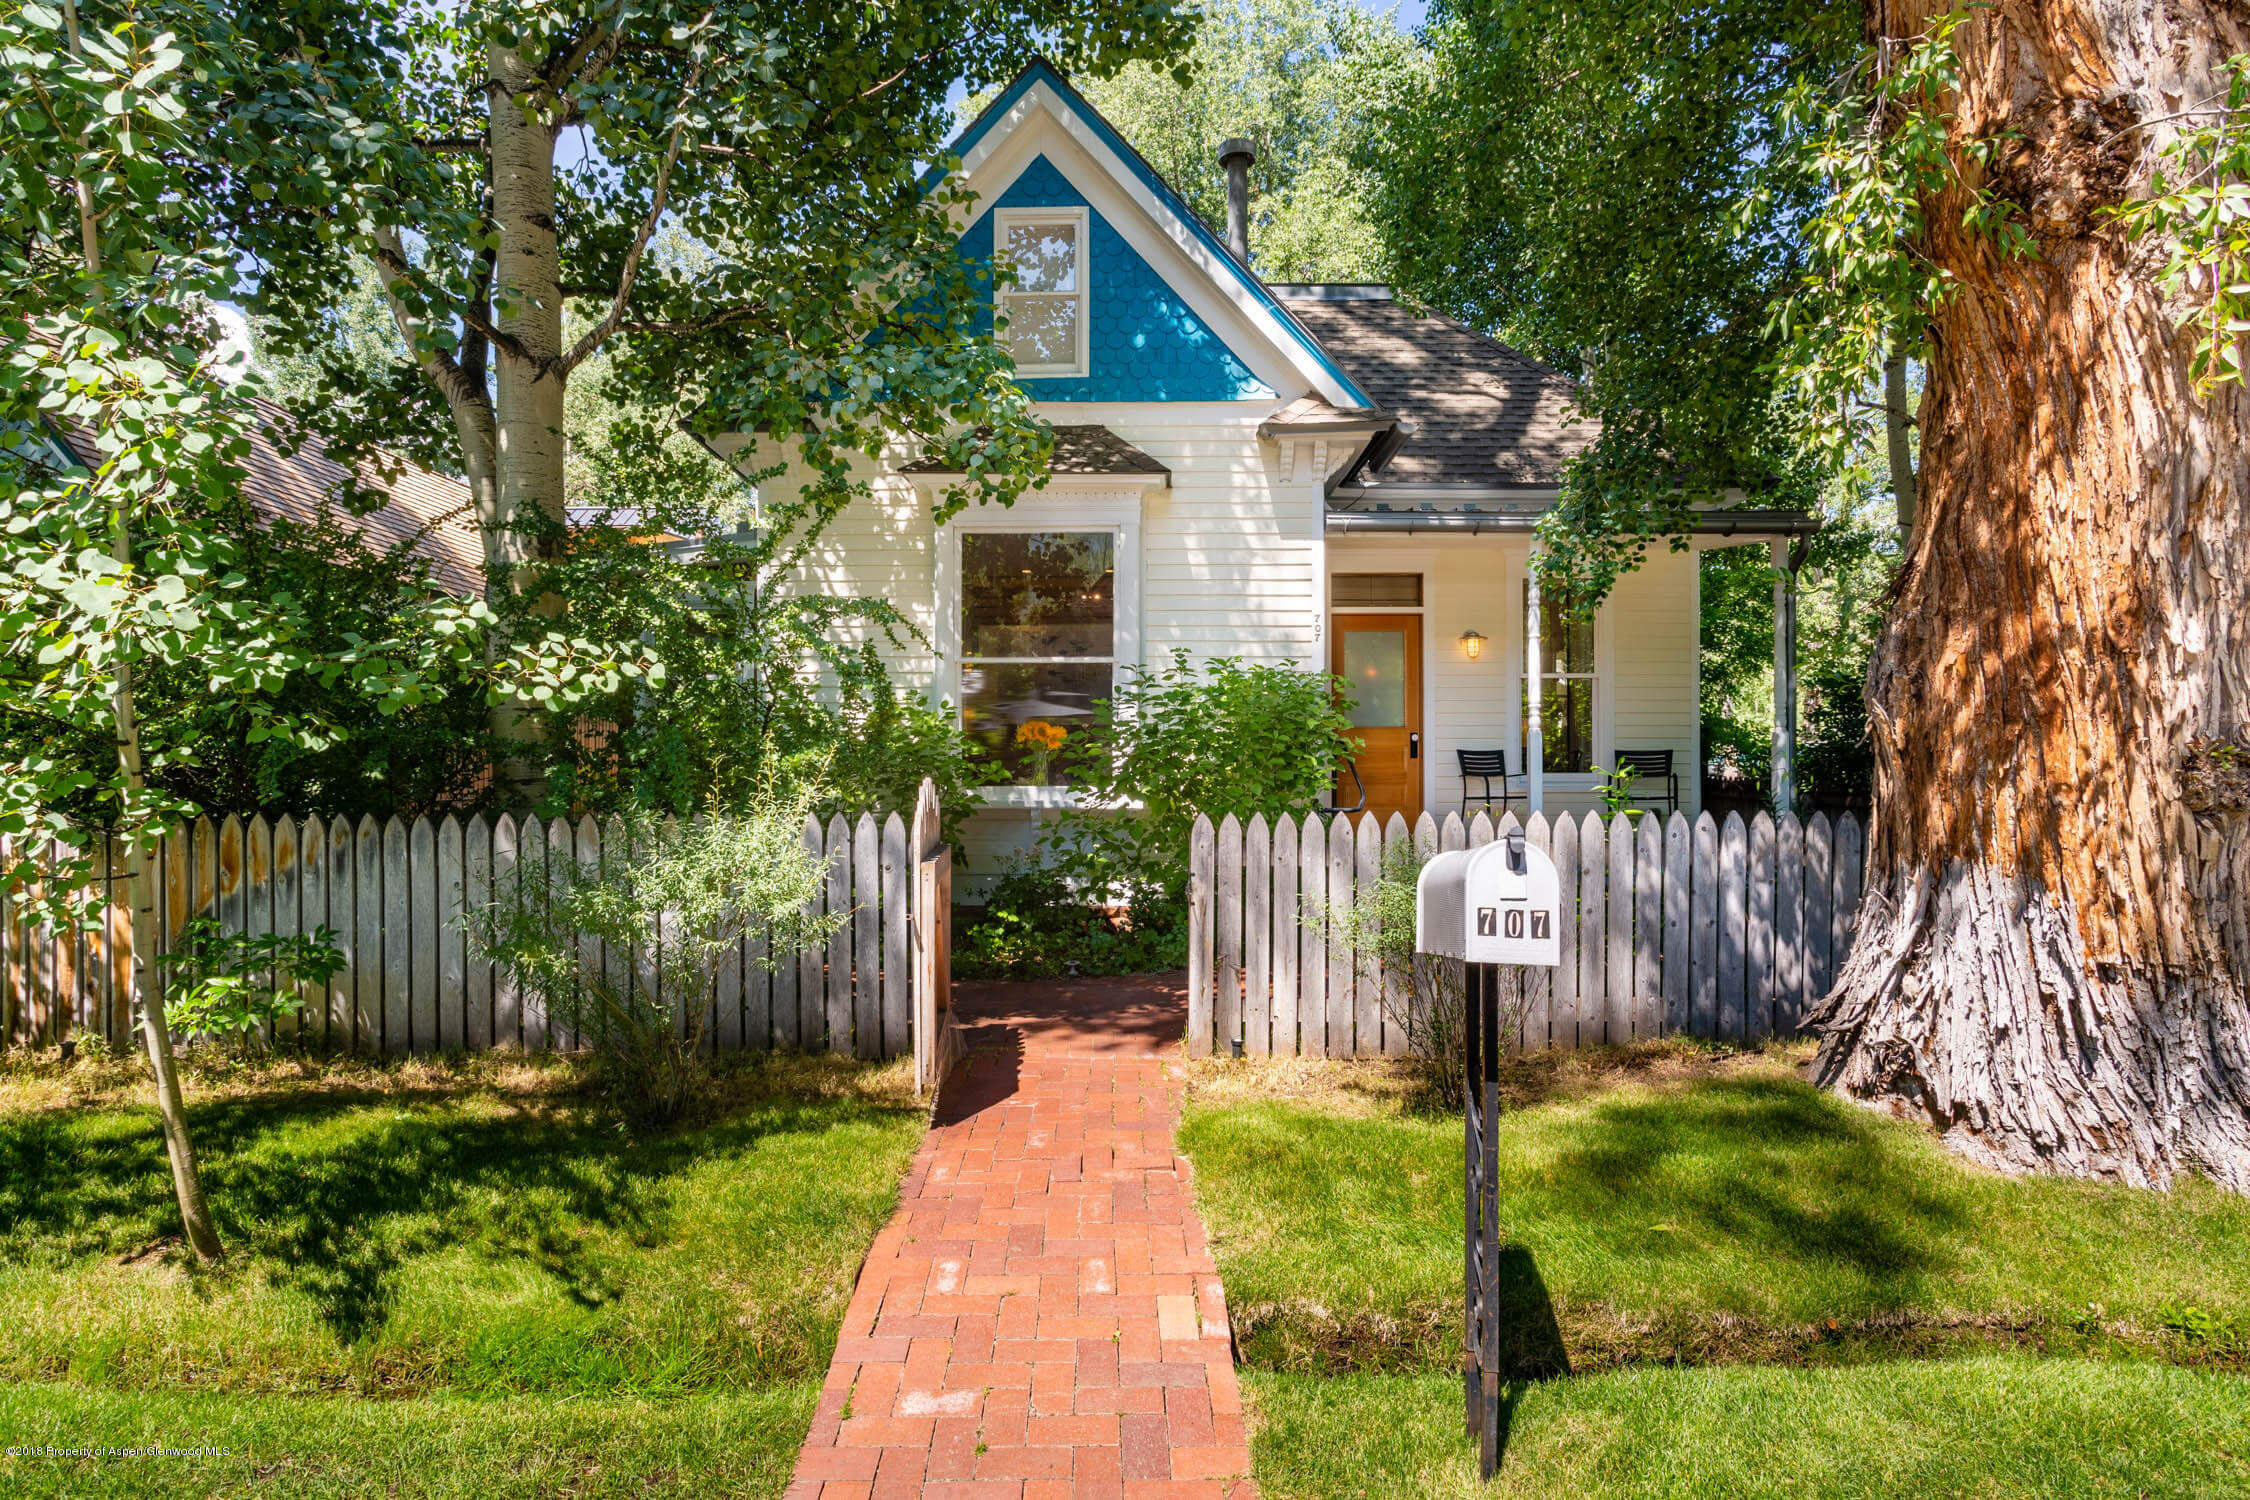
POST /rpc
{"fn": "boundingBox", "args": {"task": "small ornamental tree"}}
[0,1,648,1261]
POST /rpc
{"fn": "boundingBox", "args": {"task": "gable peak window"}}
[995,208,1089,378]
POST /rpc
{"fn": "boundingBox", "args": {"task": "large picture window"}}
[994,209,1088,376]
[1523,584,1596,775]
[960,531,1115,784]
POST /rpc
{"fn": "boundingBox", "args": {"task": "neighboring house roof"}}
[901,424,1170,480]
[1273,286,1597,490]
[54,396,484,596]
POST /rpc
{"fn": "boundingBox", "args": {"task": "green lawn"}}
[0,1050,924,1494]
[1247,1359,2250,1499]
[0,1382,811,1499]
[1181,1044,2250,1498]
[1181,1044,2250,1374]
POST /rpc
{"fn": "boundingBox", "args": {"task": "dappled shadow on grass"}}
[1540,1073,1968,1293]
[0,1058,914,1349]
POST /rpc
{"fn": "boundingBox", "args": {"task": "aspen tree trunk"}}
[487,41,568,587]
[111,514,224,1264]
[1808,0,2250,1190]
[1881,344,1916,533]
[62,0,222,1260]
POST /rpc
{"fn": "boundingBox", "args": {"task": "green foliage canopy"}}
[0,2,644,902]
[210,0,1200,535]
[1367,0,1861,602]
[1069,0,1412,281]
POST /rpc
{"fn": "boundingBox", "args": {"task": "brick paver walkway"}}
[785,974,1254,1500]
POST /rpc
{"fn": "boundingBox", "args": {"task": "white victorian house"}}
[716,62,1814,882]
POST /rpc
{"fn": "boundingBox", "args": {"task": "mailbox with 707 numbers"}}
[1416,827,1561,1482]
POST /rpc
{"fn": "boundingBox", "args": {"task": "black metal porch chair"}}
[1325,759,1368,817]
[1457,748,1523,816]
[1612,749,1680,814]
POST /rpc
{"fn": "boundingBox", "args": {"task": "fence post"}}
[1834,814,1865,970]
[1297,813,1325,1060]
[1187,815,1215,1058]
[1245,815,1271,1058]
[882,812,909,1061]
[1607,813,1633,1044]
[1775,813,1804,1035]
[854,812,881,1061]
[1661,812,1692,1036]
[1216,814,1243,1055]
[824,813,852,1056]
[1327,814,1356,1057]
[1577,814,1607,1047]
[1718,813,1748,1040]
[1382,813,1413,1058]
[1517,815,1545,1051]
[1747,812,1776,1041]
[1270,814,1297,1058]
[1549,814,1579,1051]
[1804,812,1835,1006]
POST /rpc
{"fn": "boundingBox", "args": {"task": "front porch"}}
[1322,519,1814,828]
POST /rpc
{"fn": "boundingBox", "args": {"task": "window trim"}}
[993,206,1091,379]
[935,492,1143,805]
[1512,558,1612,781]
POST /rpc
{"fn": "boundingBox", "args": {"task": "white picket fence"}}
[2,800,946,1061]
[1185,807,1865,1057]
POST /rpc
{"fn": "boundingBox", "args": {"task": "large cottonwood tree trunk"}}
[1807,0,2250,1190]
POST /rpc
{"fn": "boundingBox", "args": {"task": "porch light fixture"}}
[1460,629,1487,661]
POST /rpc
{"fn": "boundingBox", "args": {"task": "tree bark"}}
[487,41,568,587]
[1808,0,2250,1190]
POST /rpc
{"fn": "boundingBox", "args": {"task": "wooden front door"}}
[1331,613,1423,824]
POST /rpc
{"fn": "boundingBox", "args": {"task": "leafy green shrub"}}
[1797,655,1873,810]
[812,687,990,849]
[1308,840,1532,1106]
[156,917,347,1052]
[1048,652,1358,898]
[952,864,1189,981]
[470,785,840,1125]
[531,472,991,833]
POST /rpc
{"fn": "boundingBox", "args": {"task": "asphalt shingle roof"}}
[1279,292,1597,487]
[57,395,484,596]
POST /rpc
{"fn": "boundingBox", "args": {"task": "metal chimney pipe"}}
[1217,137,1255,262]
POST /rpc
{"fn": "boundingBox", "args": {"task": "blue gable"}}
[965,156,1272,402]
[940,62,1373,408]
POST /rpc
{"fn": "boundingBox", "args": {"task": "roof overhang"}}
[1326,503,1821,539]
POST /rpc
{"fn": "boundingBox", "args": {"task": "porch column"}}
[1771,539,1798,814]
[1525,543,1545,815]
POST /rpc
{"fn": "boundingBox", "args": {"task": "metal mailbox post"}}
[1416,827,1562,1480]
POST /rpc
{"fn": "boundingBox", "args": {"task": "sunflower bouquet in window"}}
[1014,719,1068,784]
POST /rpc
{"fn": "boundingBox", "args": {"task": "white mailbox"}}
[1415,829,1562,967]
